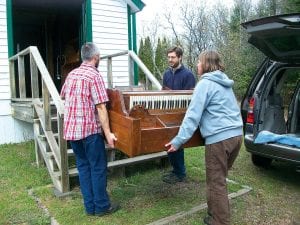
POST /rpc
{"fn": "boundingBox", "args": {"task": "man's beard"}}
[95,59,99,68]
[170,61,180,68]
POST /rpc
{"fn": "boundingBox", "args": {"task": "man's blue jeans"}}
[70,133,110,214]
[167,148,186,178]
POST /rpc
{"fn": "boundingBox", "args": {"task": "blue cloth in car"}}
[254,130,300,148]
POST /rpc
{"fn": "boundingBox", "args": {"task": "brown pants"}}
[205,136,242,225]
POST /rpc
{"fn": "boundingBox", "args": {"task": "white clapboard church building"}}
[0,0,153,144]
[0,0,166,194]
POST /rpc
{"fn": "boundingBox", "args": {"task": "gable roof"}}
[124,0,145,13]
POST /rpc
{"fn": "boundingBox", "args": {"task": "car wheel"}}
[251,154,272,168]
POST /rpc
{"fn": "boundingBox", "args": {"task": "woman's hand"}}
[165,142,177,153]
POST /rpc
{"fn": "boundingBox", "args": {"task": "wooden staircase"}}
[8,46,166,195]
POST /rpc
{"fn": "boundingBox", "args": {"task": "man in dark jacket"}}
[162,46,196,184]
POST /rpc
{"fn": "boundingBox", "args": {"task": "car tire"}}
[251,154,272,168]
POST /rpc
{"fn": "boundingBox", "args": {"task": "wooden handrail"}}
[9,46,69,193]
[100,50,128,59]
[100,50,162,90]
[8,46,166,194]
[128,50,162,89]
[9,46,64,115]
[30,47,64,115]
[9,47,31,60]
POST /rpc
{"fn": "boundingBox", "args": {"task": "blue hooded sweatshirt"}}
[171,70,243,149]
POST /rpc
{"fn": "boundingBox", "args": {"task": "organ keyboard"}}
[129,94,192,110]
[107,88,204,157]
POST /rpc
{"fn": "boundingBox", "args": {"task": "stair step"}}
[48,148,75,159]
[39,133,59,141]
[45,147,115,159]
[53,151,167,179]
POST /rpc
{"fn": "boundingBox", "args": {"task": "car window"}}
[280,69,299,110]
[256,67,299,134]
[287,76,300,133]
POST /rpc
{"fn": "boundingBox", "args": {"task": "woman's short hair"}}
[199,50,225,73]
[81,42,100,61]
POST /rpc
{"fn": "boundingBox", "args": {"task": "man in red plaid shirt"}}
[61,42,120,217]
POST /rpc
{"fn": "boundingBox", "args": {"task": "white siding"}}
[0,116,34,144]
[0,1,33,144]
[0,0,10,103]
[0,99,11,115]
[92,0,130,87]
[0,0,136,144]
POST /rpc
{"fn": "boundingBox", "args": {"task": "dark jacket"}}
[162,65,195,90]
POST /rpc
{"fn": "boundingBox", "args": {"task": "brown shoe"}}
[203,215,212,225]
[95,203,120,217]
[162,173,186,184]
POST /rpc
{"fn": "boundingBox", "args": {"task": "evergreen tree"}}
[161,37,171,67]
[138,37,154,85]
[256,0,282,16]
[154,37,170,81]
[283,0,300,13]
[144,37,154,86]
[224,0,264,99]
[229,6,241,33]
[154,38,163,81]
[138,38,145,83]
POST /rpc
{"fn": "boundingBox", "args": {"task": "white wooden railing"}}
[8,47,165,195]
[101,50,162,90]
[9,46,69,193]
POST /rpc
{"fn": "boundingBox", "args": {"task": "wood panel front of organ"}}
[106,88,204,157]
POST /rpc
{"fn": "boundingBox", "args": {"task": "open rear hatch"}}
[242,13,300,63]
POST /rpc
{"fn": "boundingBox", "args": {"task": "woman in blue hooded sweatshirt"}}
[165,50,243,225]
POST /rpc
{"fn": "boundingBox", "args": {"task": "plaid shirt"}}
[60,62,109,140]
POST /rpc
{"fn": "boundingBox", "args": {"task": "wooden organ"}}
[106,88,204,157]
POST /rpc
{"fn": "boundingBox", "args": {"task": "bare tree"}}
[255,0,285,16]
[163,0,213,72]
[209,2,231,49]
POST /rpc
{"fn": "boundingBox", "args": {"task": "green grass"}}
[31,147,212,225]
[0,142,51,224]
[229,148,300,225]
[1,141,299,224]
[173,146,300,225]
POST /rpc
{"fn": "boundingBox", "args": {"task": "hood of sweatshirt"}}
[200,70,234,88]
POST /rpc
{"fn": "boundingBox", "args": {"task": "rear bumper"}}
[244,134,300,164]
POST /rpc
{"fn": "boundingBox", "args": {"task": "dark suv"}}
[241,13,300,167]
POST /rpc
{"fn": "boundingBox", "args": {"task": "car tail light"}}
[246,97,255,124]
